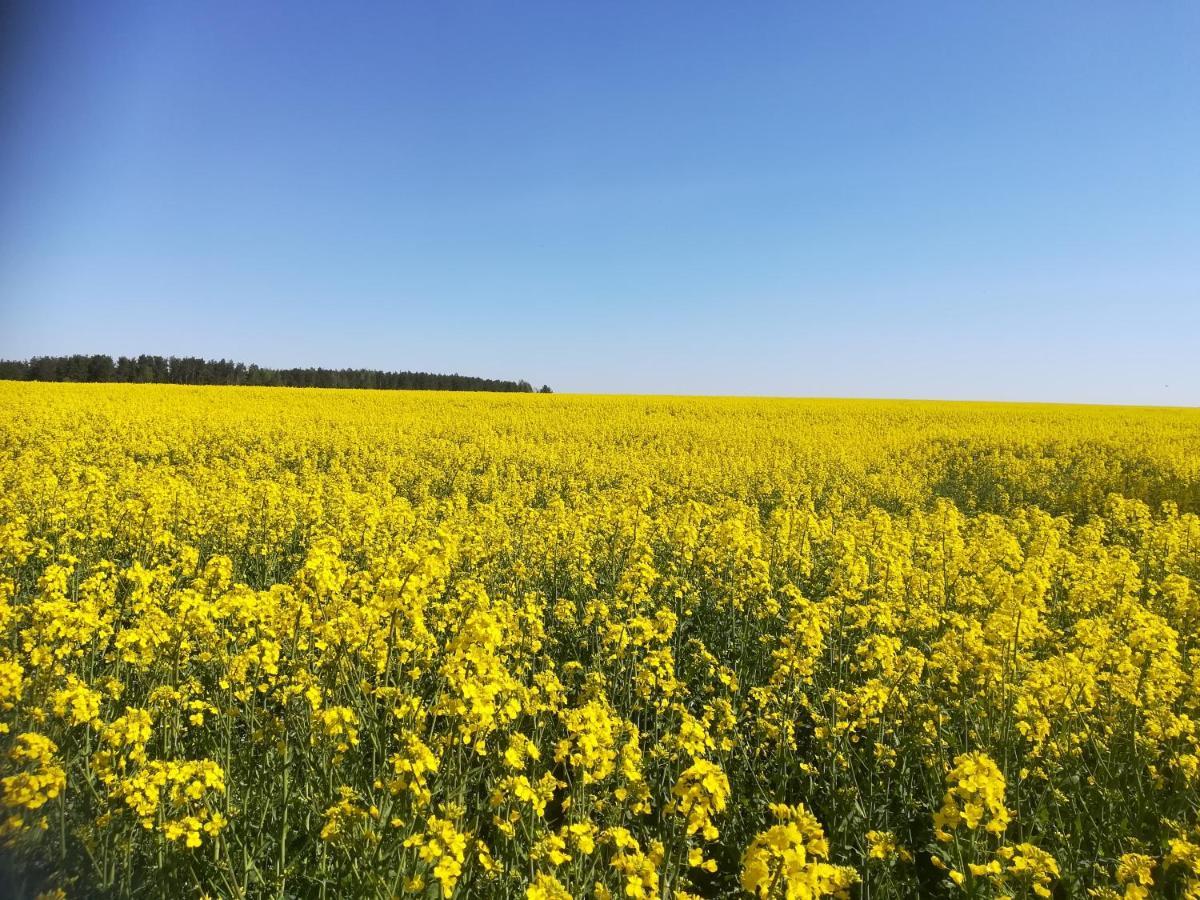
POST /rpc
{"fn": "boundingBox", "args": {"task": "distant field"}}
[2,382,1200,898]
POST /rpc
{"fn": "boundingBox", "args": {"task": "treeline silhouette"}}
[0,354,548,393]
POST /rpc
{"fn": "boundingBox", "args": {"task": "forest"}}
[0,354,545,393]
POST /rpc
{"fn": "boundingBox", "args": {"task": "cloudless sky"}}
[1,2,1197,402]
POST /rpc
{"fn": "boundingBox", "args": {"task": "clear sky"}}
[1,2,1197,403]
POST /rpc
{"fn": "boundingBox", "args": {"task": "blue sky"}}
[1,2,1197,402]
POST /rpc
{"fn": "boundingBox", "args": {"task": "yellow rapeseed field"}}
[2,382,1200,899]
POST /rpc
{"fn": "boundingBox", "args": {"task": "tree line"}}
[0,354,551,393]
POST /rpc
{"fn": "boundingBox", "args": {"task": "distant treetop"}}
[0,354,541,393]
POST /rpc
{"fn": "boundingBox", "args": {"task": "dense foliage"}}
[1,383,1199,899]
[0,355,539,393]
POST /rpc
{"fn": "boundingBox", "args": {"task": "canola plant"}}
[2,382,1200,899]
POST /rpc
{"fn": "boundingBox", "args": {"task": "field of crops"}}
[2,383,1200,899]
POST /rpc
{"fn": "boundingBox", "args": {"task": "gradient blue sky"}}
[1,2,1197,402]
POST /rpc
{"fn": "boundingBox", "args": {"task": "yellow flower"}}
[933,752,1011,841]
[865,830,901,862]
[740,803,858,899]
[669,759,730,841]
[527,872,572,899]
[1115,853,1156,899]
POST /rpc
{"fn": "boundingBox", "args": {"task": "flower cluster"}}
[1,382,1199,897]
[741,803,859,899]
[933,752,1012,841]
